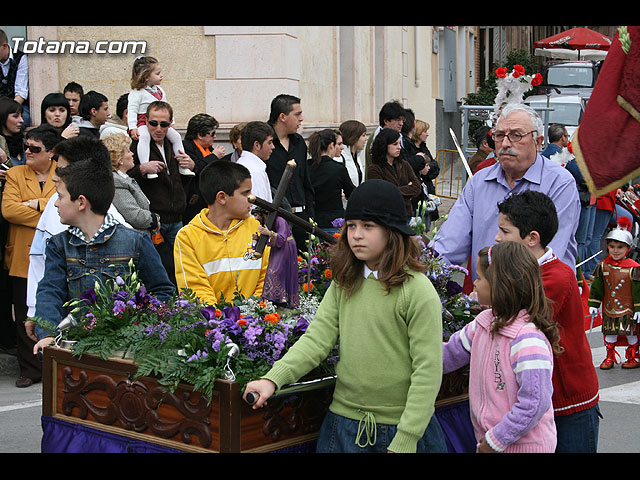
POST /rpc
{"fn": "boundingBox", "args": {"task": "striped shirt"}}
[443,308,557,453]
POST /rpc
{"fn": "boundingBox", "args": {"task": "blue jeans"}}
[576,204,596,276]
[315,410,448,453]
[584,209,613,277]
[160,221,183,247]
[555,404,601,453]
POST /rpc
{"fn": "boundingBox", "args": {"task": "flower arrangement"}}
[33,260,331,399]
[35,219,478,399]
[493,64,543,121]
[417,240,482,340]
[133,295,328,399]
[297,219,339,299]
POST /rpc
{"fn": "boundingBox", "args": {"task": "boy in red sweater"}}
[494,190,600,453]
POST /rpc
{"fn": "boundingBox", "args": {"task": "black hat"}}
[345,179,416,236]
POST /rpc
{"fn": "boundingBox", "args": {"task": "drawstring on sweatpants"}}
[356,409,377,447]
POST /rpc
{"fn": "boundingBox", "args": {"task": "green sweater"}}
[264,270,443,453]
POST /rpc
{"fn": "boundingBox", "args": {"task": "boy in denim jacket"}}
[29,158,175,353]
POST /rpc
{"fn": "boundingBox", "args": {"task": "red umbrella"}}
[534,27,613,51]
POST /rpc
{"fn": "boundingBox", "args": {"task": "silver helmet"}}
[606,227,633,247]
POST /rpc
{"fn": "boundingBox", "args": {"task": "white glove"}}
[589,307,599,316]
[634,312,640,323]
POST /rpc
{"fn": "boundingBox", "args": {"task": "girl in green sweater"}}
[244,179,447,453]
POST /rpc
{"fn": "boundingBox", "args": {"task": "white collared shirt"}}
[237,150,272,203]
[364,264,379,279]
[537,247,555,266]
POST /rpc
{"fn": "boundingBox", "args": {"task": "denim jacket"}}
[34,222,176,340]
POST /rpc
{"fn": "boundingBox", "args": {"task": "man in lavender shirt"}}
[431,103,580,281]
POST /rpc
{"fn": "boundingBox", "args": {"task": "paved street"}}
[1,323,639,453]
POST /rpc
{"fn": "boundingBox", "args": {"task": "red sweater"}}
[540,254,600,416]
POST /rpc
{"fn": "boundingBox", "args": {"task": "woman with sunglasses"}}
[1,124,61,388]
[181,113,226,224]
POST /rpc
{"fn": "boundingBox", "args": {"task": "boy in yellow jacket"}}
[174,161,269,305]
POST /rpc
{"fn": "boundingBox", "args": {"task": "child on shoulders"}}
[127,56,192,178]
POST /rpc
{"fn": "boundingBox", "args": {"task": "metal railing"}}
[434,149,467,200]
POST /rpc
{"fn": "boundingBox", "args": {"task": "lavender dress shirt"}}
[430,154,580,280]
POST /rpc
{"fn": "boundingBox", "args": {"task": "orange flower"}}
[324,268,332,279]
[238,319,247,327]
[265,313,281,324]
[259,301,266,308]
[297,256,303,262]
[215,309,222,318]
[332,232,341,238]
[302,282,314,292]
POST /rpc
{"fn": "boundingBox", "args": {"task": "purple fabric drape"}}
[41,416,183,453]
[41,398,475,453]
[435,399,477,453]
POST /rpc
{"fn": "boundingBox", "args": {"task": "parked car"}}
[535,60,602,100]
[525,94,586,140]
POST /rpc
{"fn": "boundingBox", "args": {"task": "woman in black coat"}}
[308,129,355,233]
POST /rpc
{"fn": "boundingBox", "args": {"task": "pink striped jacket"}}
[443,308,557,453]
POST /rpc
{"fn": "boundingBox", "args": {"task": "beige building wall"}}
[25,26,476,154]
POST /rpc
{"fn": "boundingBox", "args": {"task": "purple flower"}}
[111,290,131,302]
[445,280,463,297]
[133,285,151,305]
[331,218,345,228]
[293,316,309,335]
[113,300,126,315]
[80,288,96,305]
[201,305,218,321]
[222,306,241,322]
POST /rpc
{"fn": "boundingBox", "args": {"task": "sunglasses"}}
[24,142,45,153]
[148,120,171,128]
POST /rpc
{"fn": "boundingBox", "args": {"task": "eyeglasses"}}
[492,130,537,143]
[24,142,44,153]
[148,120,171,128]
[205,130,216,137]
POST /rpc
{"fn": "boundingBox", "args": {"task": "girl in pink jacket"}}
[443,241,563,453]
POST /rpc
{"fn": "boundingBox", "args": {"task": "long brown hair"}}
[477,242,563,354]
[330,223,425,297]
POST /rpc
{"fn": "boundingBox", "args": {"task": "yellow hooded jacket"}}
[174,208,270,305]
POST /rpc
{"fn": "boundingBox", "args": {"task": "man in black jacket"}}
[265,94,315,251]
[127,101,193,284]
